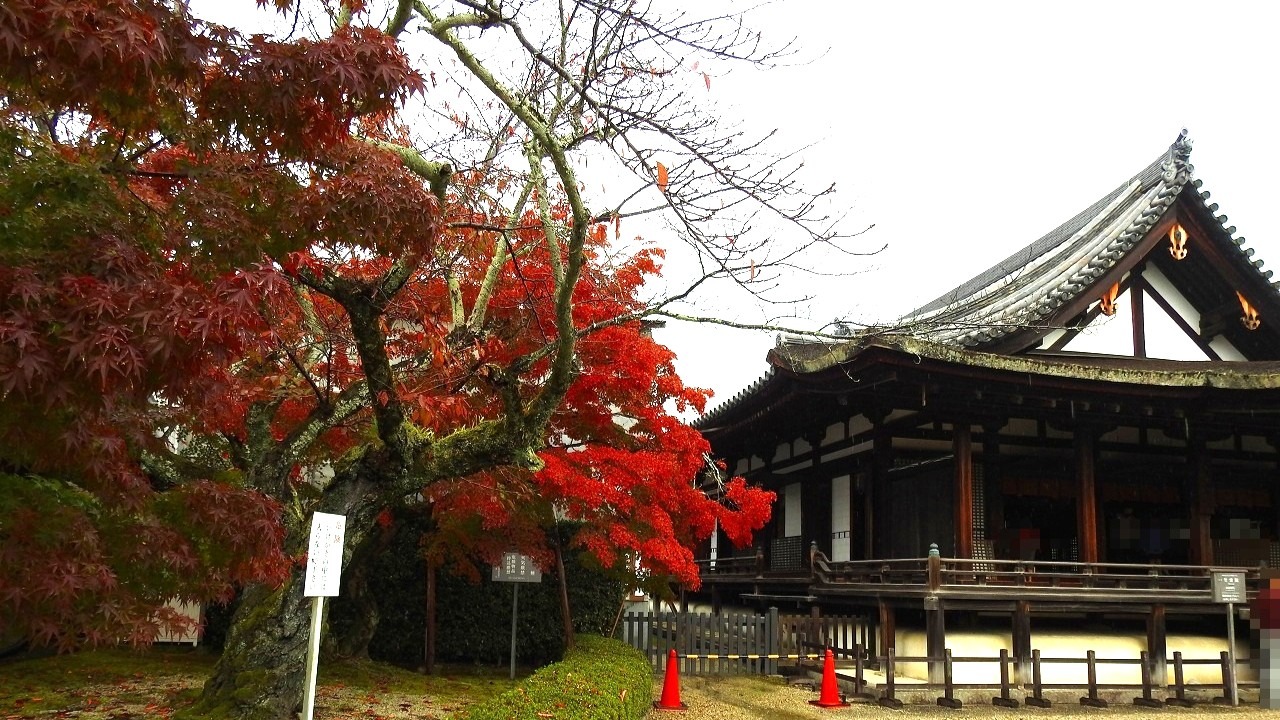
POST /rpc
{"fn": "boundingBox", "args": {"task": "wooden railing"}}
[811,552,1260,599]
[698,547,1261,601]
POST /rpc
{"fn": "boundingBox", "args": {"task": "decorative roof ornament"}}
[1169,224,1189,260]
[1238,291,1261,331]
[1163,128,1194,183]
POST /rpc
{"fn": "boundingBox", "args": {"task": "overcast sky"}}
[657,0,1280,414]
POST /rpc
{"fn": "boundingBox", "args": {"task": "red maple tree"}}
[0,2,841,718]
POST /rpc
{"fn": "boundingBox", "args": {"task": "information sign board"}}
[491,552,542,583]
[1213,571,1246,604]
[303,512,346,597]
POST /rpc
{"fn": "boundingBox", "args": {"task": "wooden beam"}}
[954,424,974,559]
[1142,282,1223,360]
[1075,431,1099,564]
[1131,270,1147,358]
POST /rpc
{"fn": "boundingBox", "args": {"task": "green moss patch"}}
[459,635,652,720]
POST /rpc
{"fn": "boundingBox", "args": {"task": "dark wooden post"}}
[878,598,896,664]
[424,556,437,675]
[1075,430,1099,564]
[1147,603,1168,687]
[925,543,946,684]
[553,538,575,650]
[954,423,974,559]
[1013,600,1032,686]
[1132,269,1147,358]
[869,411,891,559]
[1189,437,1214,565]
[925,595,946,685]
[982,421,1004,553]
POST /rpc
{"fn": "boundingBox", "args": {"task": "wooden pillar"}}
[1012,600,1031,686]
[925,596,946,684]
[1132,270,1147,358]
[954,423,974,559]
[861,468,875,561]
[1075,430,1099,564]
[870,416,891,559]
[1189,437,1214,565]
[878,599,896,662]
[1147,604,1168,686]
[983,422,1004,555]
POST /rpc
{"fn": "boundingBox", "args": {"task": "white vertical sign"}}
[304,512,346,597]
[301,512,346,720]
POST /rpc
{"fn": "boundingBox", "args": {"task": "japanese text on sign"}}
[491,552,542,583]
[303,512,346,597]
[1213,571,1246,604]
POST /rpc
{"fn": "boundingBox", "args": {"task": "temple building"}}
[691,132,1279,680]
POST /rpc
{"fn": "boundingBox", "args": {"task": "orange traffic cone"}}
[653,648,687,711]
[809,648,850,708]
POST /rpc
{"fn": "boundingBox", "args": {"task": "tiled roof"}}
[695,133,1280,427]
[901,133,1194,347]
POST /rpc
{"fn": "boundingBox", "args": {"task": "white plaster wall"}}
[831,474,851,561]
[784,482,801,537]
[893,626,1255,685]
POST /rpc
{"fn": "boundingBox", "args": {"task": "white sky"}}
[656,0,1280,414]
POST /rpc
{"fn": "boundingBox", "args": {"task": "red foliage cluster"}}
[0,0,774,649]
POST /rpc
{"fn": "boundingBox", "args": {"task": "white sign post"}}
[301,512,346,720]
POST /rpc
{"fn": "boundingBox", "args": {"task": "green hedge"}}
[459,634,652,720]
[329,513,626,667]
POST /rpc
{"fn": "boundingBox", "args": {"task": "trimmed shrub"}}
[459,634,652,720]
[328,512,626,667]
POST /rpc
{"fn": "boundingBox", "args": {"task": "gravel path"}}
[653,676,1280,720]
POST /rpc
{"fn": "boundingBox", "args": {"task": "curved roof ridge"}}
[904,132,1194,347]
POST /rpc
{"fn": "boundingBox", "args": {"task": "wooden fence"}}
[618,609,871,675]
[849,645,1257,710]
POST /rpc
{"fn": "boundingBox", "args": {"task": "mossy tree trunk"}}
[185,571,312,720]
[185,469,387,720]
[332,530,385,660]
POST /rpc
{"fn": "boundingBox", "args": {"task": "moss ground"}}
[0,646,522,719]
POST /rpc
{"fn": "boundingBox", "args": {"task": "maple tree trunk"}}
[185,569,314,720]
[333,535,380,660]
[187,469,385,720]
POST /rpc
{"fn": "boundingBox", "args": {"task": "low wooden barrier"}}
[821,643,1256,709]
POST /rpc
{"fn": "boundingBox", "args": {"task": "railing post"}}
[765,606,778,676]
[878,647,903,710]
[927,543,942,591]
[1218,650,1237,706]
[1134,650,1162,707]
[937,649,962,708]
[1025,649,1051,708]
[755,545,765,578]
[1165,650,1192,707]
[1080,649,1108,707]
[993,648,1019,707]
[853,643,870,699]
